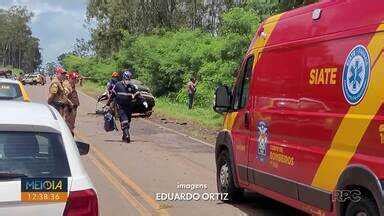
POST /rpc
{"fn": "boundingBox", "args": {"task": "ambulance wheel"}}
[345,195,378,216]
[217,150,243,202]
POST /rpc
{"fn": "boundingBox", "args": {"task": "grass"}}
[79,80,224,130]
[11,68,24,76]
[155,97,223,130]
[80,80,105,98]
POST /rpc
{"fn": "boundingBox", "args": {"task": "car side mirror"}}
[76,141,90,155]
[213,85,232,114]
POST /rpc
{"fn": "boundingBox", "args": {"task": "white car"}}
[0,101,98,216]
[0,78,30,101]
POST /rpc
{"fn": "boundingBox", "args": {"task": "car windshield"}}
[0,131,71,178]
[0,83,22,100]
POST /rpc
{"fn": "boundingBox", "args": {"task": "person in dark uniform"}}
[104,71,120,117]
[107,71,120,95]
[107,70,148,143]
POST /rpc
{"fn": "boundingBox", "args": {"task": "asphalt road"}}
[25,84,306,216]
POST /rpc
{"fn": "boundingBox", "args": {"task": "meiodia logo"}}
[21,178,68,202]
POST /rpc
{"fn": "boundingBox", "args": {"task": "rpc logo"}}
[332,190,361,203]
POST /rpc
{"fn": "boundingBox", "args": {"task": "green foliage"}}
[220,7,260,36]
[63,28,246,107]
[111,4,266,107]
[86,0,253,56]
[3,65,24,76]
[245,0,317,16]
[63,4,263,107]
[115,29,248,107]
[155,97,223,129]
[66,0,317,108]
[61,55,117,84]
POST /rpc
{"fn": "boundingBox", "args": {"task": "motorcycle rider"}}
[106,70,148,143]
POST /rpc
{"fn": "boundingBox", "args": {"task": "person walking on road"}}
[105,71,120,116]
[48,67,73,116]
[187,77,197,109]
[106,70,148,143]
[65,71,81,136]
[107,72,119,94]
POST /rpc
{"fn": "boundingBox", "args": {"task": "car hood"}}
[130,79,151,93]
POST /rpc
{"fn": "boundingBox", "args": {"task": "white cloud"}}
[0,0,90,63]
[5,0,77,22]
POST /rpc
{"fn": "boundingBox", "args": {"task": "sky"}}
[0,0,91,64]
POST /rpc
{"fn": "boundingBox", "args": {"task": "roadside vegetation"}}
[1,65,24,76]
[10,67,24,76]
[60,0,316,129]
[155,97,223,129]
[79,80,105,98]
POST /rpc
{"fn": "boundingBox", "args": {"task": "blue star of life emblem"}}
[257,121,268,162]
[342,45,371,105]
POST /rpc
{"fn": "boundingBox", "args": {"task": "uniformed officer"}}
[107,70,147,143]
[105,72,120,116]
[65,71,80,136]
[107,72,120,95]
[48,67,73,116]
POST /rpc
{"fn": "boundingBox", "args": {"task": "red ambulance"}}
[213,0,384,215]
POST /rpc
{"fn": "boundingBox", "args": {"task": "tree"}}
[86,0,243,56]
[45,61,58,76]
[73,38,93,57]
[76,0,319,107]
[0,6,42,73]
[57,52,73,66]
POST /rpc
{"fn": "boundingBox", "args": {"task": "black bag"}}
[104,111,116,132]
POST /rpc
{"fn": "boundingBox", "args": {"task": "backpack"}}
[104,111,116,132]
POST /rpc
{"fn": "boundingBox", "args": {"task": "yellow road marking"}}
[312,24,384,191]
[76,132,169,215]
[88,154,151,216]
[91,146,169,215]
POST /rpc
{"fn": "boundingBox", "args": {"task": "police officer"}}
[107,70,147,143]
[65,71,80,136]
[48,67,73,116]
